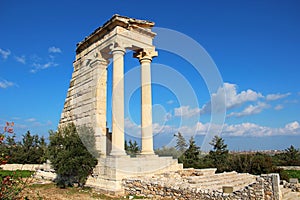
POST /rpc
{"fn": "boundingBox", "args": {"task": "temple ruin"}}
[59,14,182,193]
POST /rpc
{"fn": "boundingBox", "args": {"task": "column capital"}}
[134,48,158,63]
[84,50,109,67]
[110,41,126,55]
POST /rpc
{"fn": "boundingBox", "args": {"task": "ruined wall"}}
[59,50,108,155]
[123,173,281,200]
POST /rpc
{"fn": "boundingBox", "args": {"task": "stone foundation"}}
[123,169,281,200]
[85,155,183,193]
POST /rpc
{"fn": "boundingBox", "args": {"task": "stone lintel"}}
[76,14,155,55]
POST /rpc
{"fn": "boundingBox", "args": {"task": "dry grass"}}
[19,180,121,200]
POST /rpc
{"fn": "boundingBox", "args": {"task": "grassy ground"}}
[0,170,34,178]
[0,170,146,199]
[281,170,300,181]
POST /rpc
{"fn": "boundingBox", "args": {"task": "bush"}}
[48,123,98,188]
[155,146,181,159]
[0,122,30,199]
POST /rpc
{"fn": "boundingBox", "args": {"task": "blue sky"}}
[1,0,300,151]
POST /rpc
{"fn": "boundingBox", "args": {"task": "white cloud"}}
[266,93,291,101]
[125,117,175,137]
[30,61,58,73]
[223,123,273,137]
[227,102,270,118]
[222,121,300,137]
[0,48,11,59]
[48,46,62,53]
[15,55,26,64]
[26,118,36,122]
[167,100,174,104]
[153,123,174,134]
[274,105,283,110]
[126,116,300,139]
[223,83,263,108]
[174,106,201,118]
[285,121,300,131]
[0,80,15,89]
[201,83,263,114]
[124,118,140,137]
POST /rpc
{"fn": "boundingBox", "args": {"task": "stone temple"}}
[59,14,182,193]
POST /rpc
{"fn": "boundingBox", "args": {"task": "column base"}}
[110,150,127,157]
[140,151,155,155]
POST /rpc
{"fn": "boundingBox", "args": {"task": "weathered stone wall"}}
[123,171,281,200]
[0,164,43,171]
[278,166,300,170]
[59,50,108,155]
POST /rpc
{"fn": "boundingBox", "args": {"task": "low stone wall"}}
[0,164,43,171]
[278,166,300,170]
[236,174,280,200]
[0,162,53,172]
[123,171,281,200]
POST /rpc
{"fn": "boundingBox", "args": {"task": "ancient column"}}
[93,56,109,157]
[134,48,158,155]
[110,45,126,156]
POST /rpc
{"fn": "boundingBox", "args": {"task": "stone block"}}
[289,178,299,184]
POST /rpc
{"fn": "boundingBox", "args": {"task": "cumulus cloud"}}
[201,83,263,114]
[153,123,174,134]
[124,118,141,137]
[0,80,15,89]
[125,117,174,137]
[174,106,201,118]
[227,102,270,118]
[222,123,273,137]
[266,93,291,101]
[0,48,11,59]
[15,55,26,64]
[285,121,300,131]
[48,46,62,54]
[126,117,300,138]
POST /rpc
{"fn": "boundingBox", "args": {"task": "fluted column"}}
[134,48,158,155]
[110,46,126,156]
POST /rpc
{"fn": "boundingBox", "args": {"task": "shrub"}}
[48,123,98,188]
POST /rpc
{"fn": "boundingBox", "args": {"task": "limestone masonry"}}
[59,15,182,193]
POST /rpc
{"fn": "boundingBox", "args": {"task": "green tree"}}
[48,123,97,188]
[284,145,300,166]
[7,131,46,164]
[207,135,229,172]
[125,140,140,157]
[174,132,187,154]
[250,153,274,175]
[181,136,201,168]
